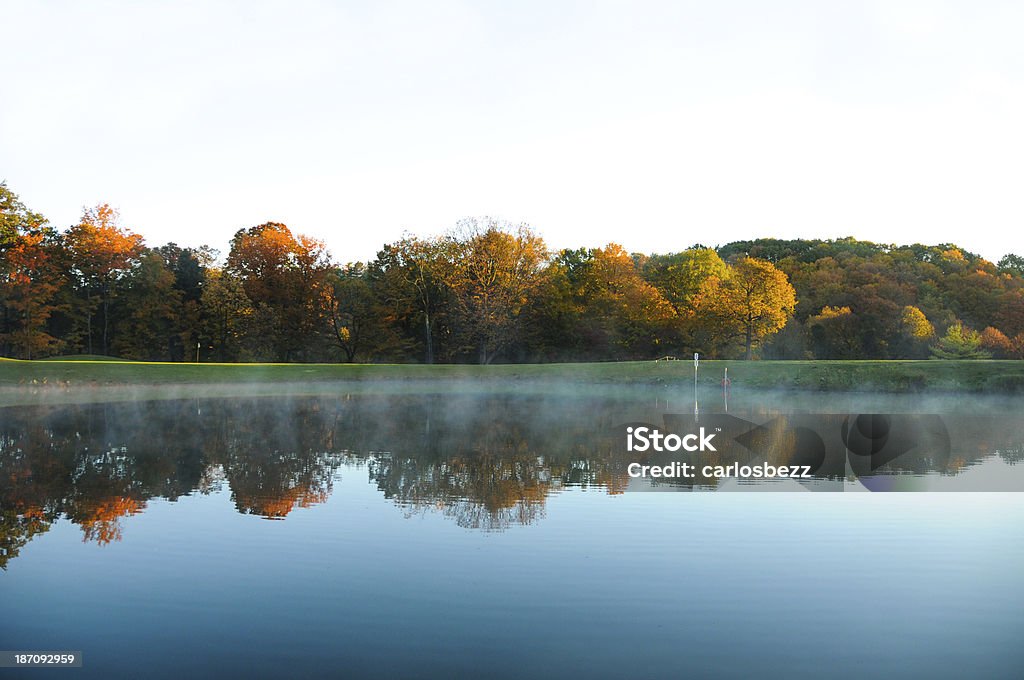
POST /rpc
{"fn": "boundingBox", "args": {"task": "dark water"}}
[1,392,1022,678]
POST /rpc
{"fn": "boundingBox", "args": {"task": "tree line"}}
[2,181,1023,362]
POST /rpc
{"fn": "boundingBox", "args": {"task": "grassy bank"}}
[3,357,1024,395]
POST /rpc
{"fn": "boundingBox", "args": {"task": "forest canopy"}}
[2,182,1023,363]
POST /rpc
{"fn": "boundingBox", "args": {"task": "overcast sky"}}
[3,0,1023,263]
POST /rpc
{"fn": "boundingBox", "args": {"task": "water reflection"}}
[2,394,1023,567]
[0,396,624,564]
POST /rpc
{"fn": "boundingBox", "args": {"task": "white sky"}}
[2,0,1023,263]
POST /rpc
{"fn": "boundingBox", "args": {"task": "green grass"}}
[35,354,136,362]
[3,357,1024,395]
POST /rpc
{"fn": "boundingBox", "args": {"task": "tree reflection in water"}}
[0,395,632,562]
[2,395,1021,566]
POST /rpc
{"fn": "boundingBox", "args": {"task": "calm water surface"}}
[1,391,1022,678]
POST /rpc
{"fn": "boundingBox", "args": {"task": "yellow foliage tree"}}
[696,257,796,359]
[443,219,548,364]
[901,305,935,340]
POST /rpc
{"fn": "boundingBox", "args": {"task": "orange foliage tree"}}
[62,205,144,355]
[0,184,64,358]
[227,223,332,361]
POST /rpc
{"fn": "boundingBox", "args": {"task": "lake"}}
[1,389,1022,678]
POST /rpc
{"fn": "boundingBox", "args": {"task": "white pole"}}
[196,341,201,363]
[723,366,729,413]
[693,352,699,420]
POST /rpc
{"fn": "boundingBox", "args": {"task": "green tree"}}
[156,243,212,360]
[997,254,1024,277]
[367,236,452,363]
[642,248,728,314]
[112,250,182,360]
[520,253,585,361]
[930,322,990,360]
[807,306,860,359]
[200,268,253,361]
[327,264,406,362]
[0,182,45,252]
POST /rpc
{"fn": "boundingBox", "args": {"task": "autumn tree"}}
[979,327,1014,358]
[696,257,796,359]
[443,219,548,364]
[226,223,332,361]
[0,232,65,359]
[901,305,935,340]
[0,184,66,358]
[525,245,675,360]
[62,204,144,355]
[581,244,676,359]
[896,305,935,358]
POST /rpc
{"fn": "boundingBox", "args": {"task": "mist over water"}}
[1,388,1022,678]
[2,388,1023,547]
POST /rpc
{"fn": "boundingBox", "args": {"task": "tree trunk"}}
[26,307,32,360]
[424,313,434,364]
[220,311,229,361]
[86,295,93,355]
[102,295,109,356]
[745,318,753,360]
